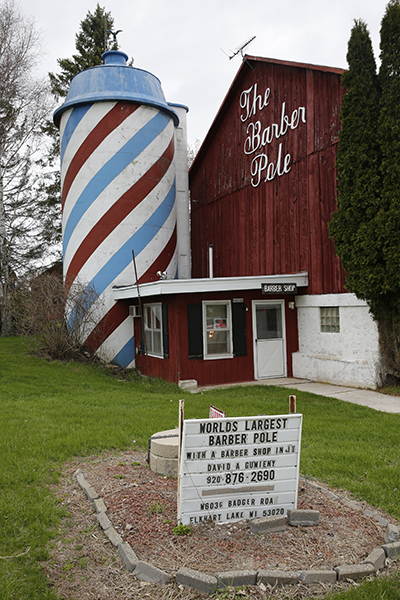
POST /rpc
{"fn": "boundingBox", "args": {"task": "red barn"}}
[115,55,380,389]
[190,55,345,294]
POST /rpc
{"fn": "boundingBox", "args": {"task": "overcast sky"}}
[18,0,389,146]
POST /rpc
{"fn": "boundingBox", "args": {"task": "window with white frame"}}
[143,303,163,357]
[202,301,233,359]
[320,307,340,333]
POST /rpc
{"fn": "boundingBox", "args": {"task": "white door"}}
[252,301,286,379]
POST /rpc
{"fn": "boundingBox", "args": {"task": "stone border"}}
[74,469,400,595]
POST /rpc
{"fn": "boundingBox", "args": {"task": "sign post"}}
[177,400,185,519]
[178,413,302,526]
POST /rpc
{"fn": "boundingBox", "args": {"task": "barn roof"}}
[190,54,345,176]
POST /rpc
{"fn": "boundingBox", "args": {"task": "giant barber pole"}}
[54,50,189,366]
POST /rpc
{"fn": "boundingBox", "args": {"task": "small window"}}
[320,307,340,333]
[203,301,233,359]
[143,303,163,357]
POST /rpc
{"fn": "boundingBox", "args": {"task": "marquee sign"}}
[178,413,302,526]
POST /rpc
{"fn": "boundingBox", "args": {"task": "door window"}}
[256,304,282,339]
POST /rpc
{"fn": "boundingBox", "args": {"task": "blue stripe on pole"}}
[60,104,93,165]
[67,180,176,329]
[63,110,170,255]
[88,181,176,296]
[110,336,136,368]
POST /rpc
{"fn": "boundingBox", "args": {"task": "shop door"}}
[252,300,286,379]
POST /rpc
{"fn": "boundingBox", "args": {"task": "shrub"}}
[12,273,106,361]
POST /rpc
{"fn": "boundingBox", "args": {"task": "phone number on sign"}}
[206,470,275,485]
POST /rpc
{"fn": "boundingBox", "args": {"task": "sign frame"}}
[178,413,302,526]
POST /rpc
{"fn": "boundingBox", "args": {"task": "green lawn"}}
[0,337,399,599]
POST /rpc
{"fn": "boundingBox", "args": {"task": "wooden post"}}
[289,395,296,413]
[177,399,185,523]
[178,399,185,459]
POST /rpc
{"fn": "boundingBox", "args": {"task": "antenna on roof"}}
[220,36,256,60]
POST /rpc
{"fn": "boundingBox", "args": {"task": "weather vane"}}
[107,29,122,45]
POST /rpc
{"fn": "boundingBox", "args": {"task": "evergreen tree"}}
[372,0,400,320]
[330,3,400,377]
[40,5,118,258]
[49,4,117,100]
[329,20,382,305]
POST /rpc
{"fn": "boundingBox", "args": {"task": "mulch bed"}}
[42,449,400,600]
[77,451,390,574]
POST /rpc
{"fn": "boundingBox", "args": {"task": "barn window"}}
[143,303,169,358]
[320,307,340,333]
[202,301,233,359]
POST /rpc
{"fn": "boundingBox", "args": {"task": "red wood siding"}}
[133,290,299,387]
[190,58,346,295]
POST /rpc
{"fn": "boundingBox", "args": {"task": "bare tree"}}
[187,138,201,169]
[0,0,52,335]
[13,273,108,361]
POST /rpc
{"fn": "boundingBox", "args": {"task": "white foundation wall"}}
[292,293,381,389]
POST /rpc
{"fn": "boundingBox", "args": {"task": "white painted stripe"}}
[62,105,162,225]
[64,205,177,333]
[63,117,174,247]
[61,102,117,188]
[96,317,135,366]
[67,231,177,351]
[59,107,71,145]
[70,195,177,287]
[130,205,177,279]
[63,155,175,272]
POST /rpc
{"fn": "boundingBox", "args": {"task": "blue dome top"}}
[53,50,180,127]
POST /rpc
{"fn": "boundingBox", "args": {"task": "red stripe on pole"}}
[86,228,177,353]
[61,102,140,210]
[84,301,129,352]
[64,137,175,292]
[136,225,177,284]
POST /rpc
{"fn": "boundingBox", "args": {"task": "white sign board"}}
[178,413,302,526]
